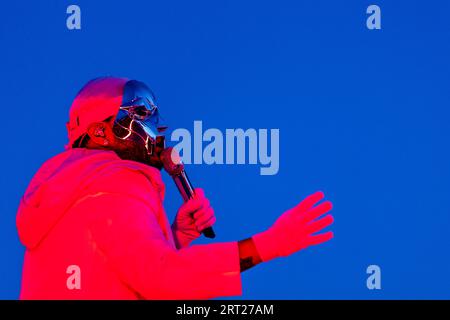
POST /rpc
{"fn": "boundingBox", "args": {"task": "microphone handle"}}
[173,172,216,239]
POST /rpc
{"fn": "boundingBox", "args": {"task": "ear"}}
[86,122,108,146]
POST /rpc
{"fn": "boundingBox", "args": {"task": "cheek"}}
[112,136,130,149]
[114,133,141,149]
[112,138,138,157]
[125,139,145,154]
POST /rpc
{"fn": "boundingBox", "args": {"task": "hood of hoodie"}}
[16,148,165,250]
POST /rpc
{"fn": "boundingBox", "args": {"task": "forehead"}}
[121,80,157,107]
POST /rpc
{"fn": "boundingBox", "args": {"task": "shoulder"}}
[85,159,165,206]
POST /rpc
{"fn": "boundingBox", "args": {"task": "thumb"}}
[193,188,205,200]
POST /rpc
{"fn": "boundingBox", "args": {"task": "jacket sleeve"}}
[85,167,242,300]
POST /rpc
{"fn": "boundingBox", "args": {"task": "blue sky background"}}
[1,0,450,299]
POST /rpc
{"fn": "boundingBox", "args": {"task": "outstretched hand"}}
[252,191,334,262]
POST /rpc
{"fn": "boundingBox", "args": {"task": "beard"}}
[113,134,163,170]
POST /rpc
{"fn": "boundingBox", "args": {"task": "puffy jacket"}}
[17,148,242,299]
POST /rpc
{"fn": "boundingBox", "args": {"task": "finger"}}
[193,188,205,200]
[192,199,212,218]
[180,198,204,216]
[197,216,216,232]
[193,207,207,220]
[302,200,333,222]
[181,195,210,215]
[307,231,334,246]
[193,206,213,221]
[306,214,334,234]
[195,207,215,226]
[295,191,325,213]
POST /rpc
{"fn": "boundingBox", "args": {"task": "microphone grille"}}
[160,147,184,175]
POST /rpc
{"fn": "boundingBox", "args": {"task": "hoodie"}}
[17,148,242,299]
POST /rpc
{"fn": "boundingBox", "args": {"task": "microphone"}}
[160,147,216,239]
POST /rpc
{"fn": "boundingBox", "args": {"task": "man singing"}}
[16,77,334,299]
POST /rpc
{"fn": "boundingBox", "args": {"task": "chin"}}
[147,158,164,170]
[134,153,163,170]
[113,144,163,170]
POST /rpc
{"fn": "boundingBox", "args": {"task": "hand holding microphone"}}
[160,147,216,249]
[171,188,216,248]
